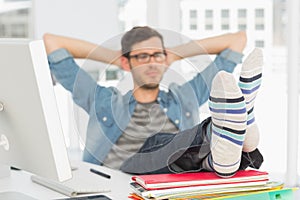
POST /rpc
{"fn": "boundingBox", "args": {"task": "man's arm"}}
[43,31,246,69]
[43,33,122,66]
[167,31,247,65]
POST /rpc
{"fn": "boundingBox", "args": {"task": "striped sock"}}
[238,48,263,152]
[208,71,247,177]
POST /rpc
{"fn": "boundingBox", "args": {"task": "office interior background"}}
[1,0,298,183]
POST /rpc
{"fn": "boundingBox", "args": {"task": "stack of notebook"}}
[128,170,295,200]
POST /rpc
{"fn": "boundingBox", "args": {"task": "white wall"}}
[146,0,181,32]
[32,0,122,152]
[32,0,120,43]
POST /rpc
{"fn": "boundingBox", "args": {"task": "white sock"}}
[238,48,263,152]
[209,71,247,177]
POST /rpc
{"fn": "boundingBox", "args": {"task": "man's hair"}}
[121,26,165,58]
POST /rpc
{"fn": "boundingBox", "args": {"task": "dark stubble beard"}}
[141,83,159,90]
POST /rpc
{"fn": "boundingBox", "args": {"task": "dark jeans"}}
[120,117,264,175]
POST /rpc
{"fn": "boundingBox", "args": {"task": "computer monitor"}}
[0,39,72,183]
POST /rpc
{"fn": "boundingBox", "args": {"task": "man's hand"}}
[166,48,182,66]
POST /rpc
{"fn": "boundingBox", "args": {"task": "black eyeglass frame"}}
[128,51,167,63]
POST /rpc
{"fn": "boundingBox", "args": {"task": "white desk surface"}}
[0,161,132,199]
[1,162,300,200]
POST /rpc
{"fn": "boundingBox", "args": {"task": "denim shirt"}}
[48,48,243,165]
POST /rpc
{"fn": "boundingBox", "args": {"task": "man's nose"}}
[149,55,157,63]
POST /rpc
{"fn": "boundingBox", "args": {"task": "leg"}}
[120,120,212,174]
[238,48,263,152]
[208,71,247,177]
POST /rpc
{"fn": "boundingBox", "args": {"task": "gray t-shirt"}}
[103,101,178,169]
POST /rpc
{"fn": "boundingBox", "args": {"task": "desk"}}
[0,161,132,199]
[1,162,300,199]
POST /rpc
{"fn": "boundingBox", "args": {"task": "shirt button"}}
[175,119,180,124]
[102,117,107,122]
[157,97,161,101]
[163,108,168,113]
[186,112,191,117]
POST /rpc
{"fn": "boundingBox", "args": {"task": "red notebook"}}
[131,170,268,190]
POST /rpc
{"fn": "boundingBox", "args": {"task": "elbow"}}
[43,33,53,44]
[42,33,59,54]
[237,31,247,49]
[229,31,247,53]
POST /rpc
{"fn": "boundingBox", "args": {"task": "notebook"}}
[31,166,111,197]
[130,181,283,200]
[132,170,269,190]
[130,182,276,199]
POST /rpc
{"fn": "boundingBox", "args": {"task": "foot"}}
[209,71,247,177]
[238,48,263,152]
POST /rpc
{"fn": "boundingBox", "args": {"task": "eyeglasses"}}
[129,52,167,63]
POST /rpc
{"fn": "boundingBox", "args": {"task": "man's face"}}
[128,37,168,89]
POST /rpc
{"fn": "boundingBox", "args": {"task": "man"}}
[43,26,263,177]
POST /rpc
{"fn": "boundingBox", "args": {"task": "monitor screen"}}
[0,39,72,182]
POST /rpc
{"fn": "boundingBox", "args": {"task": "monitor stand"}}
[0,164,37,200]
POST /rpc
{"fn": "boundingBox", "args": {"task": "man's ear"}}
[121,56,131,72]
